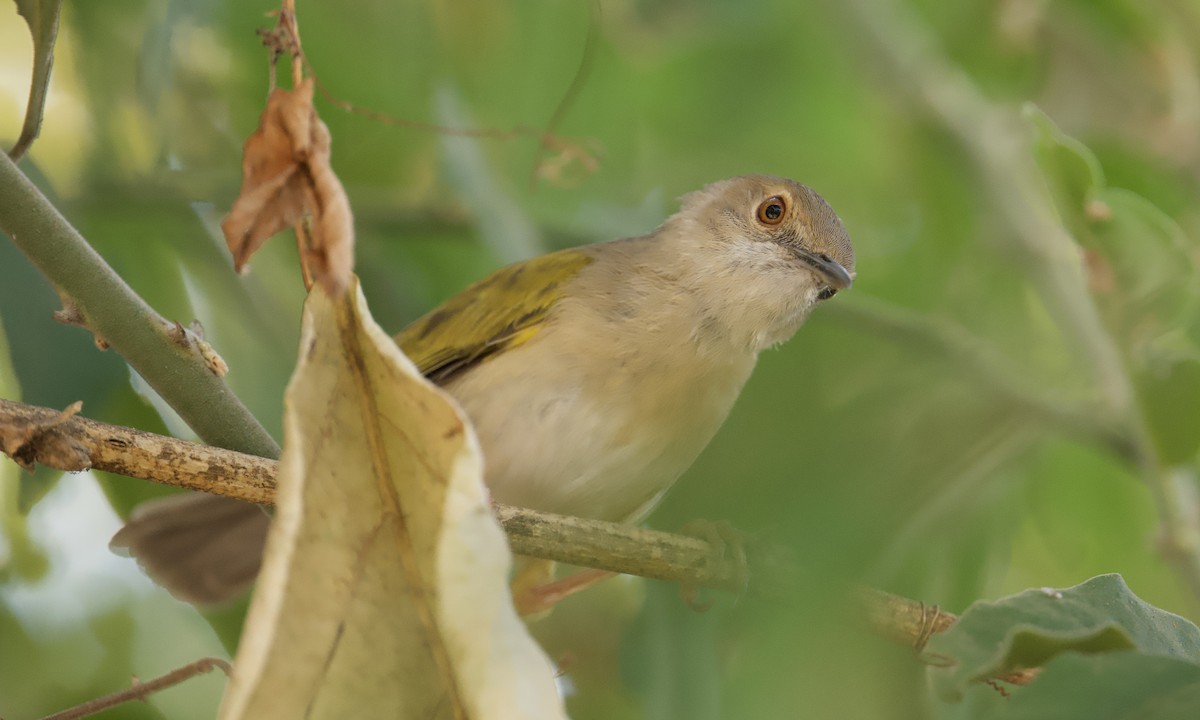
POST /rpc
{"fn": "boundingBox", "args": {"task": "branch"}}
[36,657,231,720]
[0,398,748,591]
[855,587,1038,686]
[1,397,1046,690]
[0,153,280,460]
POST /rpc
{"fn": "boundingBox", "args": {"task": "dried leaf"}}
[303,146,354,296]
[222,78,354,295]
[219,279,564,720]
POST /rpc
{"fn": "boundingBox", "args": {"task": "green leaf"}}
[1087,188,1200,340]
[1025,106,1200,349]
[927,574,1200,701]
[996,651,1200,720]
[1024,103,1104,229]
[8,0,63,161]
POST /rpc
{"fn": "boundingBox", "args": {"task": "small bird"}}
[112,175,855,605]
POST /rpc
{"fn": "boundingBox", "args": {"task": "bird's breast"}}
[441,304,755,523]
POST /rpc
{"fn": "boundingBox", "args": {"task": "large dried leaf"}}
[218,279,564,720]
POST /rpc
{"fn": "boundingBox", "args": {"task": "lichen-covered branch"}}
[0,398,747,591]
[0,399,276,504]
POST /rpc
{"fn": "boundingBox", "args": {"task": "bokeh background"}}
[3,0,1200,717]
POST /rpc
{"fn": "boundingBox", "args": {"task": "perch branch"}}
[1,398,1041,688]
[0,398,747,591]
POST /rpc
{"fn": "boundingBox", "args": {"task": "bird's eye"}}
[755,196,787,225]
[816,287,838,301]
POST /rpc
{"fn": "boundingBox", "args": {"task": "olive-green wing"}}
[396,249,594,384]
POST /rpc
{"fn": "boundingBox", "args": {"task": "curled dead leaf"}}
[222,78,354,296]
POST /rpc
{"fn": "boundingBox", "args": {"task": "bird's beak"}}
[794,248,854,290]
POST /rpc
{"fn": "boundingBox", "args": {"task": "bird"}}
[111,174,855,606]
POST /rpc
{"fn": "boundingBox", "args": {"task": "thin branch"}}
[36,657,231,720]
[855,587,1039,686]
[0,153,281,461]
[0,399,275,503]
[527,0,601,189]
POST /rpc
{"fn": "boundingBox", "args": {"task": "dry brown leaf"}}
[218,278,565,720]
[300,130,354,296]
[222,78,354,296]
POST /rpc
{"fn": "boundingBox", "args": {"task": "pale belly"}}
[442,339,755,523]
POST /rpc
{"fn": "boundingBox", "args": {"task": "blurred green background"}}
[3,0,1200,717]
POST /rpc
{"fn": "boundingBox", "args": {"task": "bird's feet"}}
[676,519,750,612]
[511,558,617,618]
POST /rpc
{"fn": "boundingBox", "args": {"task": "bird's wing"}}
[395,249,594,384]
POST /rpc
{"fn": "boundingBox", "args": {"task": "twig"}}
[527,0,601,189]
[858,586,958,646]
[36,657,231,720]
[856,588,1039,686]
[0,398,275,503]
[272,7,601,187]
[0,153,281,461]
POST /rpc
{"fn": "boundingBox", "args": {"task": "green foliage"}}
[928,574,1200,702]
[996,652,1200,720]
[1028,105,1200,469]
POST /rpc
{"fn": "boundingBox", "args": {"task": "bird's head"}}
[665,175,856,351]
